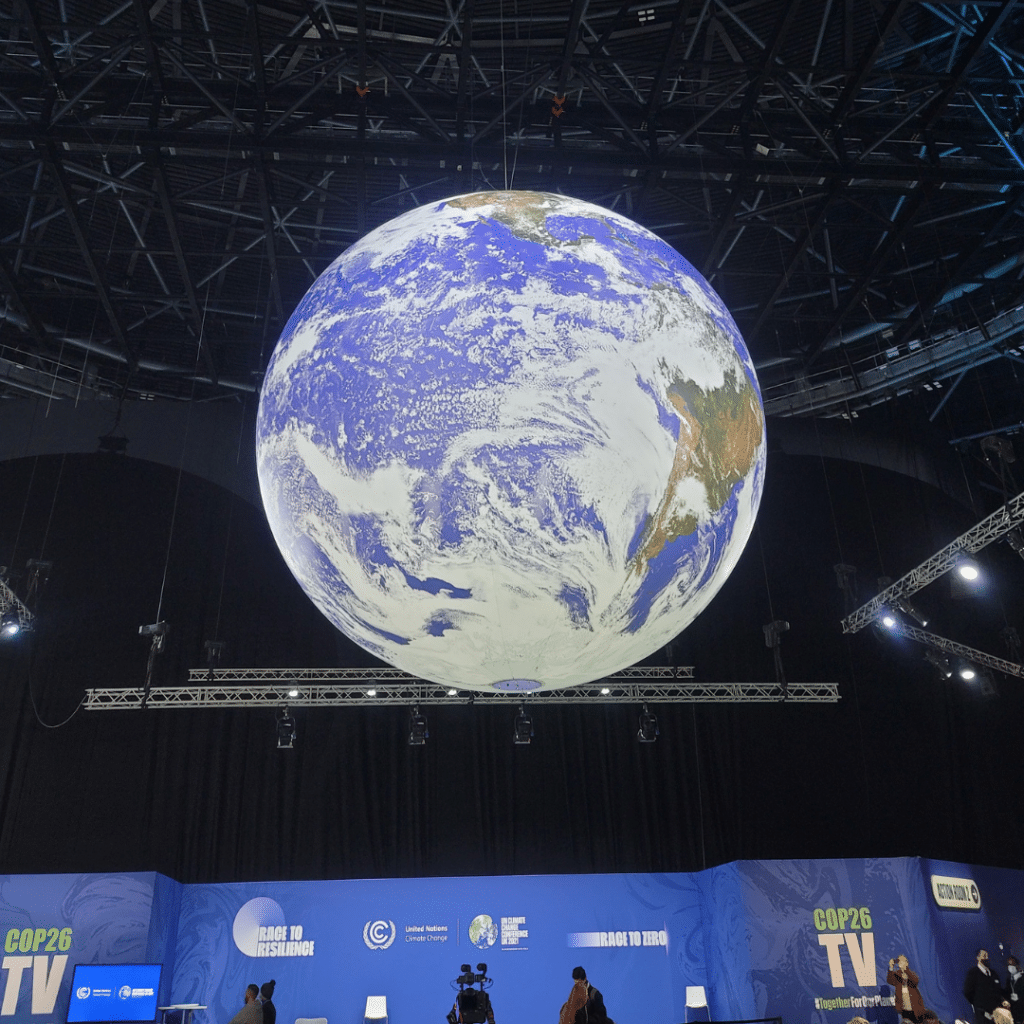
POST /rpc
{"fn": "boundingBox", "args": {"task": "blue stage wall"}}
[0,858,1020,1024]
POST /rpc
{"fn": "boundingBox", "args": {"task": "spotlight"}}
[366,689,377,697]
[959,665,977,681]
[924,649,953,679]
[600,687,610,696]
[637,703,659,743]
[878,610,900,630]
[276,707,296,749]
[894,596,928,627]
[408,705,428,746]
[955,557,980,581]
[512,703,533,745]
[447,688,457,696]
[1007,529,1024,562]
[0,611,22,639]
[287,688,299,698]
[762,620,790,647]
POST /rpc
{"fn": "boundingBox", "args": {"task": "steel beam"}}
[841,489,1024,633]
[41,144,138,369]
[888,621,1024,680]
[83,678,840,709]
[806,183,933,368]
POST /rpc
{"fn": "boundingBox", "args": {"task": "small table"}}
[158,1004,206,1024]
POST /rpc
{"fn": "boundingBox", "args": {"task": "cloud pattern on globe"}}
[257,191,765,691]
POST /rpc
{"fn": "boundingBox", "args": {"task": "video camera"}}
[457,963,489,987]
[447,963,493,1024]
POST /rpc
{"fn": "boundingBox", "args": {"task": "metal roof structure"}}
[0,0,1023,439]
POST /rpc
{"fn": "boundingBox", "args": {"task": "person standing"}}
[1005,958,1024,1024]
[887,955,926,1023]
[260,981,276,1024]
[965,949,1010,1024]
[559,970,589,1024]
[228,986,263,1024]
[571,967,615,1024]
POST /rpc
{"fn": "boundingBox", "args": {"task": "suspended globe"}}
[256,191,766,692]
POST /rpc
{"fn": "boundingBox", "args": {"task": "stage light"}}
[959,665,977,681]
[288,688,299,698]
[1007,529,1024,562]
[955,557,980,581]
[895,596,929,627]
[879,610,900,630]
[513,703,533,745]
[447,688,457,696]
[366,689,377,697]
[0,611,21,639]
[408,706,428,746]
[924,649,953,679]
[600,687,610,695]
[637,703,659,743]
[276,707,296,749]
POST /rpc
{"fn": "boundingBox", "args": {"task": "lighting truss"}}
[889,622,1024,680]
[0,576,33,632]
[83,679,839,710]
[842,490,1024,633]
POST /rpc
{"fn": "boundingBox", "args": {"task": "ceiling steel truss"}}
[842,488,1024,633]
[0,0,1022,435]
[889,621,1024,680]
[83,680,840,709]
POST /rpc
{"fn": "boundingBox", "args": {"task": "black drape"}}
[1,445,1022,883]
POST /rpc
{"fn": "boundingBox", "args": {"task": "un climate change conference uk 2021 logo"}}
[233,898,315,958]
[364,921,396,950]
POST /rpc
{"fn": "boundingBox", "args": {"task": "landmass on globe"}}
[256,190,766,692]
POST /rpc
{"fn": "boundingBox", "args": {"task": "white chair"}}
[364,997,387,1024]
[685,986,708,1023]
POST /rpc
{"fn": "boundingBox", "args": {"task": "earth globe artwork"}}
[468,914,498,949]
[256,190,766,693]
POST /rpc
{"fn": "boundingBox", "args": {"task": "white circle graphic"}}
[233,897,287,957]
[118,987,132,1001]
[363,920,395,950]
[76,988,90,1000]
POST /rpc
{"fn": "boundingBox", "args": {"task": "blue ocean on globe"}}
[256,190,766,692]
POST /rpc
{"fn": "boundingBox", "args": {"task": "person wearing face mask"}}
[965,949,1011,1024]
[1005,957,1024,1024]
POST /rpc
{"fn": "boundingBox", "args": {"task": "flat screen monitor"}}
[66,964,163,1023]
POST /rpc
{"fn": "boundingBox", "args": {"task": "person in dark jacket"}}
[965,949,1010,1024]
[259,981,276,1024]
[570,967,614,1024]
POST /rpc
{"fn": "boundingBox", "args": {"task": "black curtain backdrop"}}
[1,433,1022,883]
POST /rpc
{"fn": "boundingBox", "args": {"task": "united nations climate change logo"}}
[469,915,497,950]
[118,987,132,1001]
[363,920,396,950]
[233,897,287,957]
[76,988,90,1001]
